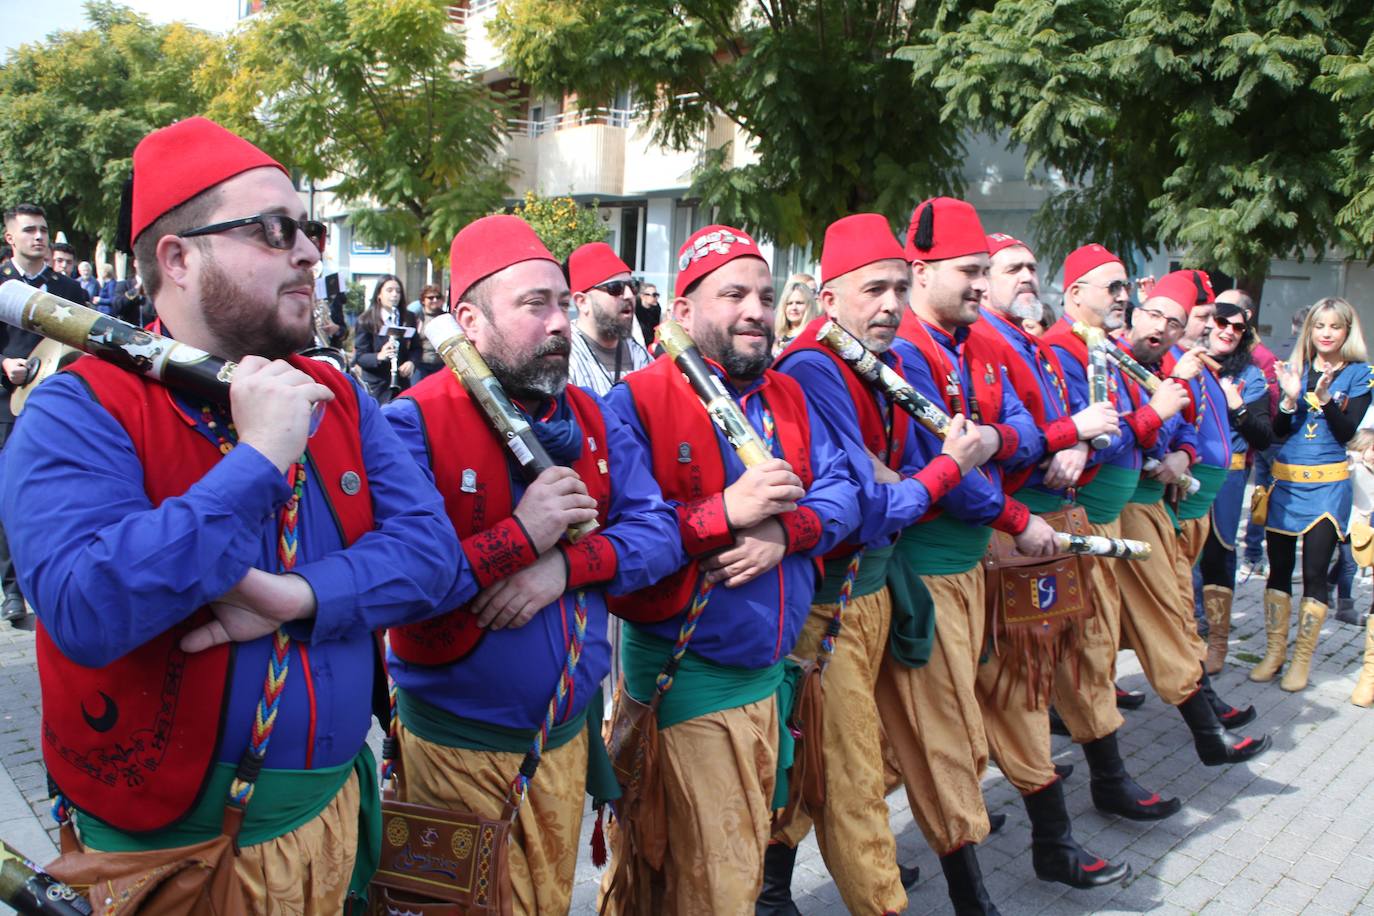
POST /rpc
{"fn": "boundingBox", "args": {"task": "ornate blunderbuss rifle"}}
[657,319,774,466]
[422,312,598,543]
[816,319,1152,560]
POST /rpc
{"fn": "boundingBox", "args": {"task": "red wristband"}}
[562,534,619,589]
[990,423,1019,462]
[676,493,734,556]
[462,517,538,588]
[778,506,822,554]
[991,498,1031,535]
[911,455,962,504]
[1044,415,1079,453]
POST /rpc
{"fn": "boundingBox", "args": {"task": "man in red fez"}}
[381,215,681,914]
[0,116,461,912]
[763,214,983,914]
[598,225,859,914]
[1108,272,1272,763]
[566,241,652,395]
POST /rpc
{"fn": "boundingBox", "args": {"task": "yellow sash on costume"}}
[1272,461,1350,484]
[1230,453,1247,471]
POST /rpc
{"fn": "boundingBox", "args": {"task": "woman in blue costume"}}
[1198,301,1273,674]
[1252,298,1372,693]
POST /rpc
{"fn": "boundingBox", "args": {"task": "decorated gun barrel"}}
[1085,330,1113,450]
[0,281,328,435]
[423,313,597,542]
[0,841,90,915]
[1054,532,1151,560]
[1071,321,1160,393]
[813,319,952,438]
[0,280,235,402]
[657,319,772,467]
[1143,458,1202,496]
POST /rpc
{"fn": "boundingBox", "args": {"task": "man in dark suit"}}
[0,203,91,624]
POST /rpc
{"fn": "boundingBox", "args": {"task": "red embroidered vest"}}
[43,356,373,833]
[897,311,1004,424]
[389,377,611,665]
[606,355,815,623]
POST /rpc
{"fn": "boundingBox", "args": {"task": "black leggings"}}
[1199,525,1236,588]
[1266,518,1342,602]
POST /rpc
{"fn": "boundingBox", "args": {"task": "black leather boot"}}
[1081,731,1181,820]
[1024,778,1130,888]
[1176,688,1271,766]
[938,845,1001,916]
[1115,683,1146,709]
[1199,670,1256,730]
[898,859,920,889]
[755,842,801,915]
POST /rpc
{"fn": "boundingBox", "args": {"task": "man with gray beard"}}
[566,242,651,395]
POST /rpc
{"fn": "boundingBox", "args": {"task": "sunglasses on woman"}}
[180,213,328,253]
[1212,315,1247,332]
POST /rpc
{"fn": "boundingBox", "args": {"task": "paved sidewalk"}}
[2,564,1373,914]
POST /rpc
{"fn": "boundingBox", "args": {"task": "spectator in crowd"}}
[773,273,820,354]
[0,203,90,624]
[93,263,117,314]
[565,242,651,395]
[794,271,819,294]
[353,273,420,403]
[110,259,147,325]
[76,260,99,301]
[411,283,448,382]
[634,280,661,348]
[49,242,77,279]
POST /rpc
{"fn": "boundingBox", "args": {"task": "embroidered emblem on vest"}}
[81,691,118,733]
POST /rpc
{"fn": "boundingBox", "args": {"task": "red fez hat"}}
[567,242,631,293]
[1062,243,1122,289]
[448,215,558,306]
[905,197,988,262]
[129,117,286,245]
[674,225,766,298]
[986,233,1031,258]
[820,214,905,284]
[1148,269,1215,314]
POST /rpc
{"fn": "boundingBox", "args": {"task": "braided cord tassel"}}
[380,678,399,785]
[227,459,305,811]
[656,577,713,695]
[507,589,589,817]
[817,550,864,670]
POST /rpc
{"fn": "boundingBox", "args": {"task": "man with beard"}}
[1106,271,1272,765]
[874,199,1101,915]
[382,215,682,914]
[566,241,652,394]
[764,214,984,915]
[0,117,459,912]
[599,225,859,914]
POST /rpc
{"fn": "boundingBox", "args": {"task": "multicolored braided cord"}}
[817,550,863,668]
[227,458,306,810]
[506,590,589,817]
[380,678,399,784]
[656,578,714,695]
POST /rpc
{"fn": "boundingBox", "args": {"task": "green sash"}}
[1076,463,1140,525]
[1019,488,1067,514]
[898,513,993,575]
[1130,475,1165,504]
[811,544,894,605]
[621,626,784,730]
[1174,463,1228,521]
[397,687,619,804]
[886,526,939,668]
[79,746,382,904]
[772,661,803,808]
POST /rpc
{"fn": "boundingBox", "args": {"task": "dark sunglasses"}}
[181,213,327,253]
[643,291,660,299]
[1079,278,1131,296]
[1213,315,1247,331]
[423,294,442,301]
[594,280,638,297]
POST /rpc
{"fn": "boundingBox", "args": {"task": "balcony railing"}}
[508,107,640,137]
[448,0,498,24]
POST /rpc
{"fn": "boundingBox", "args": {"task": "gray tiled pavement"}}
[2,556,1373,914]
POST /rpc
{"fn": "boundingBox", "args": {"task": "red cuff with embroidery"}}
[1044,415,1079,453]
[1124,405,1162,450]
[462,517,539,589]
[676,493,734,556]
[990,423,1019,462]
[1176,444,1198,467]
[562,533,619,589]
[778,506,823,555]
[910,455,962,504]
[991,498,1031,535]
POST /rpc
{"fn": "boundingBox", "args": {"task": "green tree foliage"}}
[491,0,965,248]
[0,2,224,254]
[904,0,1367,297]
[1318,20,1374,245]
[208,0,512,267]
[505,192,607,260]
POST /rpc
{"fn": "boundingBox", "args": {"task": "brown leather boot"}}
[1250,589,1291,682]
[1280,597,1327,692]
[1351,614,1374,707]
[1203,585,1233,674]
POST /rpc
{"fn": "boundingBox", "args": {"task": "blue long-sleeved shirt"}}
[1170,345,1231,469]
[0,373,458,770]
[384,387,683,731]
[1048,334,1154,470]
[773,348,944,547]
[605,369,859,668]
